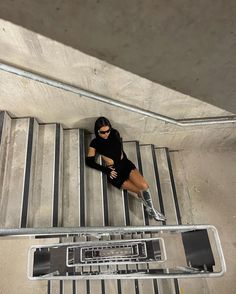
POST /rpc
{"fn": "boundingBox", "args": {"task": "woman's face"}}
[98,125,111,139]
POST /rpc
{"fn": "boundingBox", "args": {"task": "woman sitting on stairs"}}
[85,116,166,222]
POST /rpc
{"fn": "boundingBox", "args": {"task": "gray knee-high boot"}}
[141,189,166,221]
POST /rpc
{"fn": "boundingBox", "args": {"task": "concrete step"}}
[106,155,125,226]
[139,144,163,226]
[0,118,32,228]
[105,280,119,294]
[140,144,178,294]
[155,147,181,294]
[123,141,145,226]
[154,148,180,225]
[62,129,81,227]
[27,124,63,228]
[0,111,12,220]
[75,280,87,294]
[107,181,126,226]
[84,135,118,294]
[121,141,157,294]
[84,133,104,227]
[158,280,177,293]
[49,280,61,294]
[31,123,63,294]
[122,141,148,294]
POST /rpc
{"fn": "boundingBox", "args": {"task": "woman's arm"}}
[85,147,110,174]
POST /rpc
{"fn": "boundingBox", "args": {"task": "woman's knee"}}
[139,181,149,191]
[129,170,149,190]
[121,180,140,194]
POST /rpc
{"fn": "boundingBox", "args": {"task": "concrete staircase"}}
[0,111,182,294]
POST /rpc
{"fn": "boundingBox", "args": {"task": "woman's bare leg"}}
[128,169,149,191]
[121,179,141,199]
[120,169,149,198]
[126,169,166,221]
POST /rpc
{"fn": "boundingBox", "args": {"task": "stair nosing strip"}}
[0,111,4,144]
[21,118,34,228]
[86,280,90,294]
[101,280,105,294]
[117,279,122,294]
[52,124,61,227]
[79,129,86,227]
[47,280,51,294]
[123,190,130,226]
[134,279,140,294]
[102,169,109,226]
[73,280,76,294]
[174,278,180,294]
[153,279,159,294]
[60,280,63,294]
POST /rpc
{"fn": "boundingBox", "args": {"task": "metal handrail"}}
[0,225,226,279]
[1,62,236,126]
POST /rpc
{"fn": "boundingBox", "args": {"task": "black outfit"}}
[85,129,136,188]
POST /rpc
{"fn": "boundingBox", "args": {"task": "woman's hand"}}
[108,166,118,179]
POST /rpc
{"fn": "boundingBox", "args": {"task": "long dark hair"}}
[94,117,112,137]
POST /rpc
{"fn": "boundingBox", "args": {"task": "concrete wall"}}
[0,0,236,113]
[0,19,235,150]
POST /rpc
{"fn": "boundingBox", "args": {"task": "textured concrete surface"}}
[0,3,235,292]
[84,134,104,227]
[0,237,58,294]
[0,1,236,112]
[0,18,235,150]
[62,129,81,227]
[28,124,56,227]
[0,118,29,228]
[170,149,236,293]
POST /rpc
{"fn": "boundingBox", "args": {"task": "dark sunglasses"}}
[98,128,111,134]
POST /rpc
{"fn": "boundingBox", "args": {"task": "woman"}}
[85,117,166,221]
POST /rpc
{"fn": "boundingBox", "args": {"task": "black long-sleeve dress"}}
[86,129,136,188]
